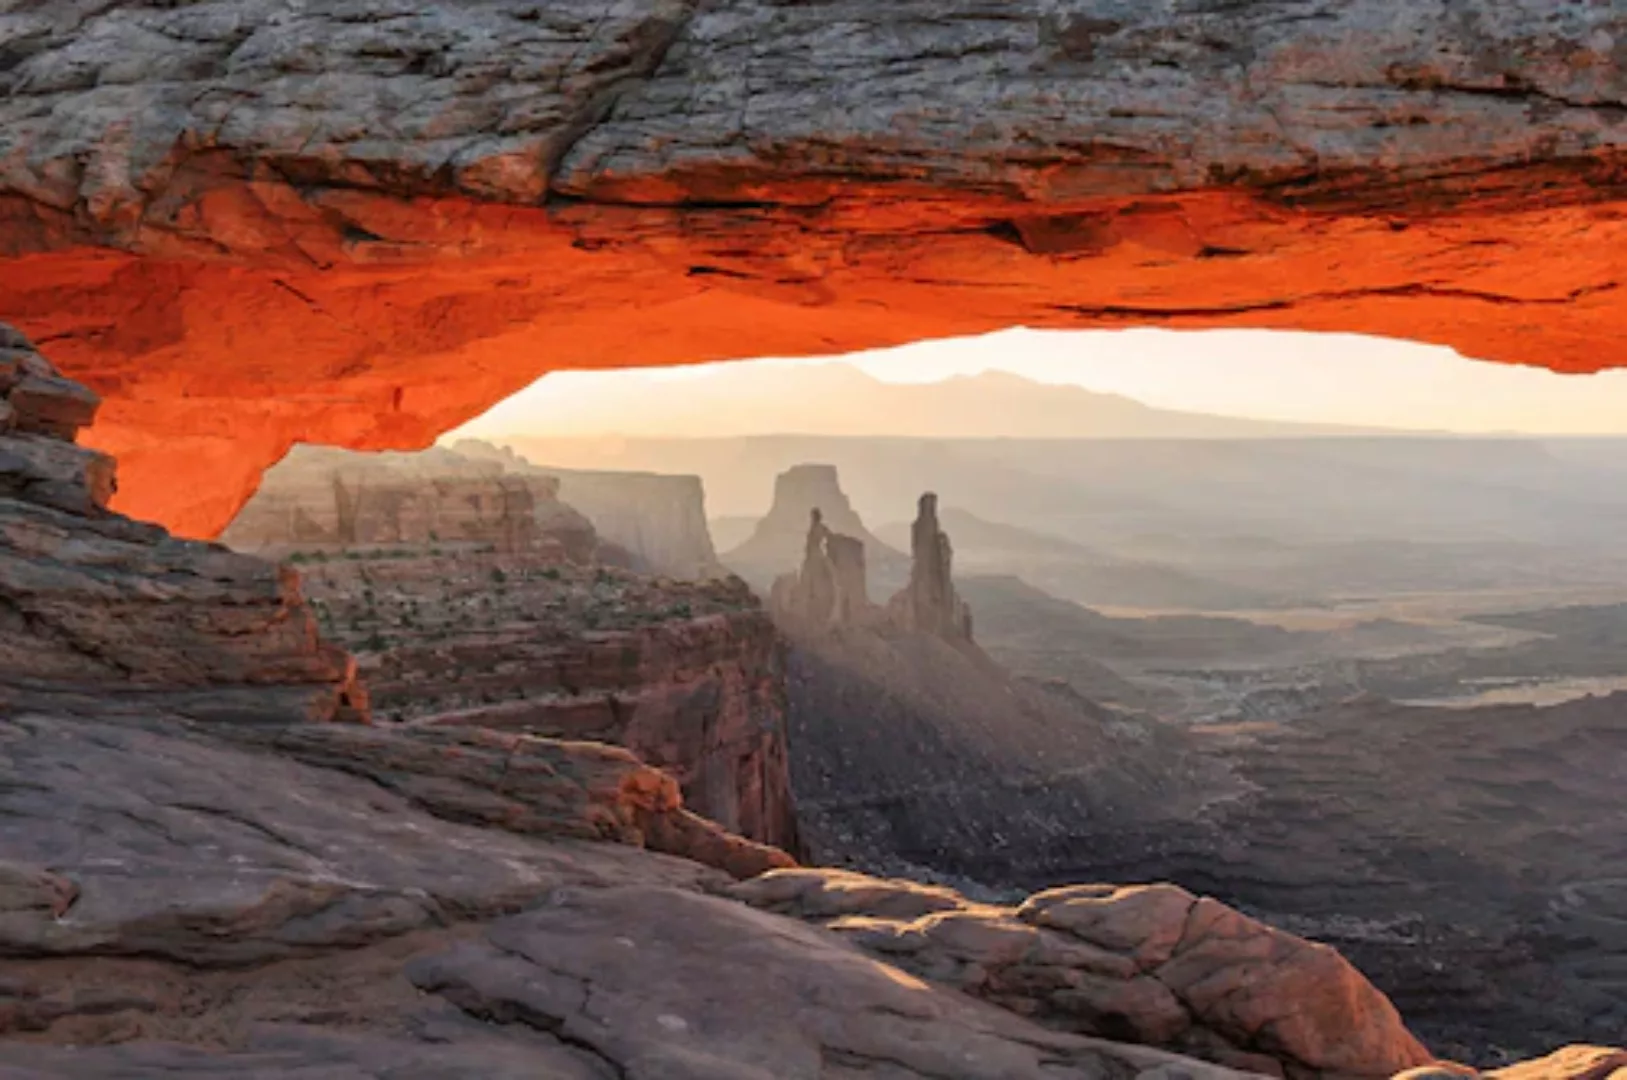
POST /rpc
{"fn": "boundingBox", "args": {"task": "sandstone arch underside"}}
[1,1,1624,536]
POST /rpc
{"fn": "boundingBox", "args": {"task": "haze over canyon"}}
[4,3,1627,1079]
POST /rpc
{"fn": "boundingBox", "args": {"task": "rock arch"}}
[2,2,1623,535]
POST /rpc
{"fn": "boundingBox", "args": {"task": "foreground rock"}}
[1070,693,1627,1064]
[734,868,1434,1078]
[0,326,365,723]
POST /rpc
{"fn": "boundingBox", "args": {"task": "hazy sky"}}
[448,328,1627,439]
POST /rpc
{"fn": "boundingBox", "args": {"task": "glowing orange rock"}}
[2,2,1623,535]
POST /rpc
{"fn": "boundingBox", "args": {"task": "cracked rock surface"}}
[731,869,1435,1079]
[0,3,1624,534]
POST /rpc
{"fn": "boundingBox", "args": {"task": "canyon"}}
[226,441,796,852]
[0,3,1624,535]
[4,3,1627,1076]
[720,461,1627,1063]
[0,322,1461,1079]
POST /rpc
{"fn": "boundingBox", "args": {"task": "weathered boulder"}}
[732,867,1437,1078]
[1487,1047,1627,1080]
[402,884,1258,1080]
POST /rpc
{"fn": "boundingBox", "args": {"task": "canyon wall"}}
[544,470,719,581]
[1,3,1623,535]
[455,440,723,580]
[224,444,609,563]
[302,552,801,853]
[0,323,366,722]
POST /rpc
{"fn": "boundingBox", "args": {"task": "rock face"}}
[546,470,720,581]
[297,552,802,855]
[727,464,906,591]
[732,867,1435,1078]
[2,322,1623,1080]
[889,492,975,642]
[0,324,366,723]
[2,2,1625,536]
[769,509,876,634]
[225,444,614,564]
[454,440,723,580]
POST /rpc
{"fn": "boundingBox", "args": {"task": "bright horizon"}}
[446,328,1627,441]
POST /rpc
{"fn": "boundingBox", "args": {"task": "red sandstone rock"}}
[0,323,365,721]
[285,545,801,854]
[2,3,1625,536]
[731,867,1436,1078]
[259,723,794,881]
[1487,1047,1627,1080]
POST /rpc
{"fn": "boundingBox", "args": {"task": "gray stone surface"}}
[0,2,1623,237]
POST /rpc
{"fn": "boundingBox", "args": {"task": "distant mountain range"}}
[484,364,1427,440]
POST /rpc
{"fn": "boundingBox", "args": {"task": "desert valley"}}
[197,359,1627,1069]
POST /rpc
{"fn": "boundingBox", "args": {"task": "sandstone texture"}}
[0,323,365,722]
[295,550,801,854]
[2,2,1626,536]
[732,867,1434,1079]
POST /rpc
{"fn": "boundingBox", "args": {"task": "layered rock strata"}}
[3,3,1627,535]
[0,324,366,723]
[291,547,800,854]
[732,867,1434,1079]
[225,444,616,565]
[456,440,725,580]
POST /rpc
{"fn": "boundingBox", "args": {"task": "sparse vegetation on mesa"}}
[293,546,760,723]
